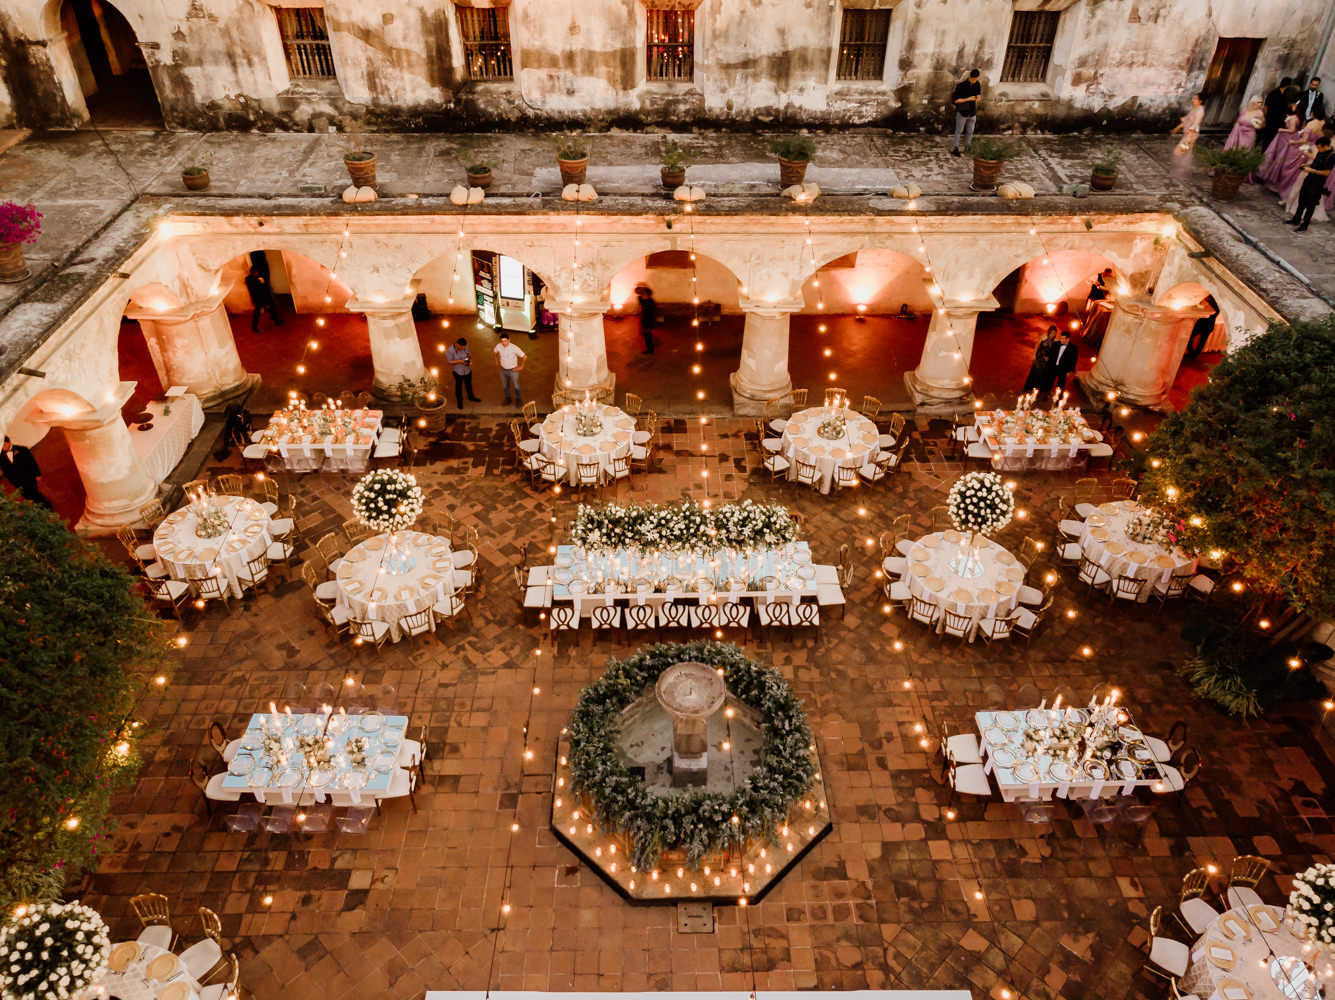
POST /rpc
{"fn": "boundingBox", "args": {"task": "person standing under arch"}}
[245,266,283,332]
[636,285,657,355]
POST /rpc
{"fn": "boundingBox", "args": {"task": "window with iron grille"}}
[457,6,513,81]
[276,8,336,79]
[1000,10,1059,83]
[836,9,890,82]
[646,9,694,82]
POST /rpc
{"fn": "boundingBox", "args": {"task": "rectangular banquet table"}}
[974,409,1103,471]
[260,408,383,472]
[131,394,205,483]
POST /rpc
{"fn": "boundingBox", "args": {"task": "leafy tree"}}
[1138,317,1335,617]
[0,495,163,906]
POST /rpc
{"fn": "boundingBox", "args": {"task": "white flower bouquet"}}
[947,472,1015,536]
[193,506,230,539]
[0,901,111,1000]
[574,409,603,437]
[817,410,846,440]
[351,469,423,533]
[569,500,797,554]
[1288,863,1335,946]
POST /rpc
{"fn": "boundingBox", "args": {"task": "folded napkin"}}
[1223,988,1248,1000]
[1209,946,1232,962]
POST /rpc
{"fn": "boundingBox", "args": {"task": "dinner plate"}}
[1248,905,1279,932]
[383,726,404,746]
[240,731,262,750]
[146,953,179,981]
[1132,745,1154,762]
[909,563,930,577]
[941,529,962,544]
[243,523,264,537]
[555,553,572,568]
[1122,501,1141,512]
[983,726,1008,746]
[995,581,1017,596]
[1113,757,1140,779]
[1104,541,1125,556]
[1088,526,1110,542]
[228,754,256,776]
[1025,709,1051,727]
[950,588,973,604]
[991,747,1016,768]
[924,576,945,592]
[1098,502,1121,515]
[247,766,273,787]
[1067,709,1089,725]
[797,565,816,580]
[108,941,140,971]
[920,535,941,549]
[1084,514,1107,528]
[977,588,999,603]
[360,712,385,732]
[276,767,302,788]
[373,750,398,772]
[568,580,588,594]
[342,768,369,789]
[995,711,1020,731]
[1118,724,1142,742]
[1012,760,1040,783]
[226,539,246,553]
[910,548,930,563]
[786,575,806,591]
[1048,760,1075,782]
[1004,567,1024,582]
[309,767,334,787]
[994,551,1016,565]
[696,578,715,593]
[1127,550,1149,565]
[554,568,573,583]
[344,549,368,563]
[1083,759,1109,780]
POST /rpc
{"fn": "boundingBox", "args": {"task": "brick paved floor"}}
[83,415,1335,1000]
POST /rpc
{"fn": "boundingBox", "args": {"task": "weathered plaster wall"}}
[0,61,12,126]
[0,0,1328,131]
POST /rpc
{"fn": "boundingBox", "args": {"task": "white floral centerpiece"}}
[0,901,111,1000]
[193,506,230,539]
[351,469,423,533]
[574,408,603,437]
[817,409,846,440]
[569,500,798,555]
[1288,863,1335,946]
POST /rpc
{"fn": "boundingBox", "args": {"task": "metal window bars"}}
[999,10,1058,83]
[277,8,336,79]
[836,9,890,81]
[646,8,694,82]
[458,6,514,80]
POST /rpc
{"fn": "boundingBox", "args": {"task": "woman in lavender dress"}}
[1271,117,1326,197]
[1224,97,1263,150]
[1259,101,1301,190]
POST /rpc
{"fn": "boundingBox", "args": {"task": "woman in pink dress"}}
[1270,118,1326,196]
[1225,97,1263,150]
[1259,102,1302,190]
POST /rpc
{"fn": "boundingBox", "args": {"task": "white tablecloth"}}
[904,531,1023,641]
[260,408,382,472]
[80,941,200,1000]
[780,407,880,493]
[1180,904,1314,1000]
[335,530,456,641]
[1079,500,1196,599]
[130,395,205,483]
[975,409,1103,471]
[153,495,272,599]
[538,404,635,484]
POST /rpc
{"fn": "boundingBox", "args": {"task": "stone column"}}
[346,299,429,399]
[904,298,996,408]
[730,298,802,416]
[126,296,257,408]
[554,301,615,400]
[1080,296,1212,406]
[26,382,158,535]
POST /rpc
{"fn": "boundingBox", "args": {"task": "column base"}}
[555,372,616,404]
[1076,371,1167,409]
[903,371,976,412]
[195,373,261,411]
[372,374,434,401]
[76,487,160,537]
[729,371,792,416]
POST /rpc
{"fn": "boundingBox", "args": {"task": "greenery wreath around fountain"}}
[566,640,816,873]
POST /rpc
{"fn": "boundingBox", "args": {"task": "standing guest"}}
[1224,96,1264,150]
[1269,114,1325,196]
[1301,77,1328,122]
[636,285,657,355]
[1285,135,1334,232]
[1259,96,1302,189]
[1081,268,1116,346]
[1171,93,1205,152]
[446,337,482,410]
[1022,326,1059,393]
[1260,76,1294,151]
[1051,330,1079,394]
[0,435,51,509]
[493,332,526,406]
[244,266,283,333]
[949,69,982,157]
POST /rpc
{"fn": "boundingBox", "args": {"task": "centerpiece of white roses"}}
[0,901,111,1000]
[946,471,1015,577]
[351,469,425,574]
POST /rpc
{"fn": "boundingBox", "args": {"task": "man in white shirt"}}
[493,333,527,406]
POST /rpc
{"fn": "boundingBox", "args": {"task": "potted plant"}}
[1195,143,1265,201]
[969,136,1023,192]
[659,139,696,189]
[767,134,817,187]
[397,374,447,431]
[458,146,499,190]
[180,157,211,191]
[0,201,41,283]
[344,142,377,188]
[554,130,590,186]
[1089,149,1122,191]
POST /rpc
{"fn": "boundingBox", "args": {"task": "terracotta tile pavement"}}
[82,415,1335,1000]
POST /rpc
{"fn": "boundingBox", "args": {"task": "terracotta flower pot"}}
[661,167,686,190]
[466,168,493,190]
[344,152,377,188]
[778,157,809,187]
[971,157,1004,191]
[414,396,448,433]
[558,156,588,186]
[0,241,29,283]
[1089,169,1117,191]
[182,169,210,191]
[1210,170,1246,201]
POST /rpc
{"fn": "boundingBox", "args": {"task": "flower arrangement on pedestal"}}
[1288,863,1335,947]
[351,469,423,533]
[947,472,1016,536]
[0,901,110,1000]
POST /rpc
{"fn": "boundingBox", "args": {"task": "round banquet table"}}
[904,530,1024,641]
[780,407,881,494]
[153,496,273,599]
[538,404,635,485]
[81,940,202,1000]
[335,530,457,641]
[1078,499,1196,600]
[1179,904,1319,1000]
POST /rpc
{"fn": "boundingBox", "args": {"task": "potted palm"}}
[969,136,1023,191]
[458,146,499,190]
[1195,143,1265,201]
[0,201,41,283]
[180,157,211,191]
[659,139,696,189]
[767,134,817,187]
[344,143,377,188]
[554,130,590,186]
[1089,149,1121,191]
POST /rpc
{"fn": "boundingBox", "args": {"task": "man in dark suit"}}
[636,285,657,355]
[1051,331,1079,393]
[1,435,52,508]
[1301,76,1328,123]
[1260,76,1294,152]
[1285,135,1334,232]
[244,266,283,332]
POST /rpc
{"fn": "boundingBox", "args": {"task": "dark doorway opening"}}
[1200,37,1262,129]
[62,0,163,129]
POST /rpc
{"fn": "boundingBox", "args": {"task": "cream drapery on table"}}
[153,495,272,599]
[904,530,1023,641]
[335,531,457,640]
[780,407,880,493]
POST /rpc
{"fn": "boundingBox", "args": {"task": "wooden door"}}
[1200,38,1262,128]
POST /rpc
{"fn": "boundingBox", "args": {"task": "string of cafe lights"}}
[288,227,353,385]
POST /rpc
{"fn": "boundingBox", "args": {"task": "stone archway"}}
[58,0,163,127]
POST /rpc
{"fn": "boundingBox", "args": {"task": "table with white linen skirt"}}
[335,530,456,641]
[1179,904,1319,1000]
[259,407,383,472]
[152,496,273,599]
[130,394,205,483]
[904,530,1024,641]
[780,407,881,493]
[974,409,1103,471]
[537,404,635,484]
[81,940,201,1000]
[1079,499,1197,600]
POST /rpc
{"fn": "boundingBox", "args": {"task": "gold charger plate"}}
[995,581,1018,596]
[1127,550,1149,564]
[1104,541,1125,555]
[1153,554,1177,569]
[949,588,973,603]
[343,579,364,593]
[370,588,387,602]
[146,953,179,981]
[158,980,190,1000]
[1098,502,1121,515]
[432,559,453,573]
[108,941,139,971]
[364,536,387,551]
[791,436,811,448]
[924,576,945,592]
[910,548,930,562]
[1217,977,1251,1000]
[941,529,962,544]
[1084,513,1107,527]
[576,444,596,456]
[995,551,1016,565]
[1247,905,1279,932]
[1218,913,1251,941]
[344,548,368,563]
[920,535,941,549]
[226,538,246,552]
[395,586,414,601]
[1205,943,1237,970]
[197,547,219,561]
[1005,567,1024,582]
[909,563,930,577]
[1088,526,1110,541]
[420,574,441,588]
[977,588,999,602]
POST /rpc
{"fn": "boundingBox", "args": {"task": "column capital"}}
[934,295,999,316]
[345,296,415,317]
[25,381,136,430]
[125,292,230,324]
[739,296,805,317]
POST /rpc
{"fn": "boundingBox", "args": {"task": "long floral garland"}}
[568,500,797,554]
[566,641,815,872]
